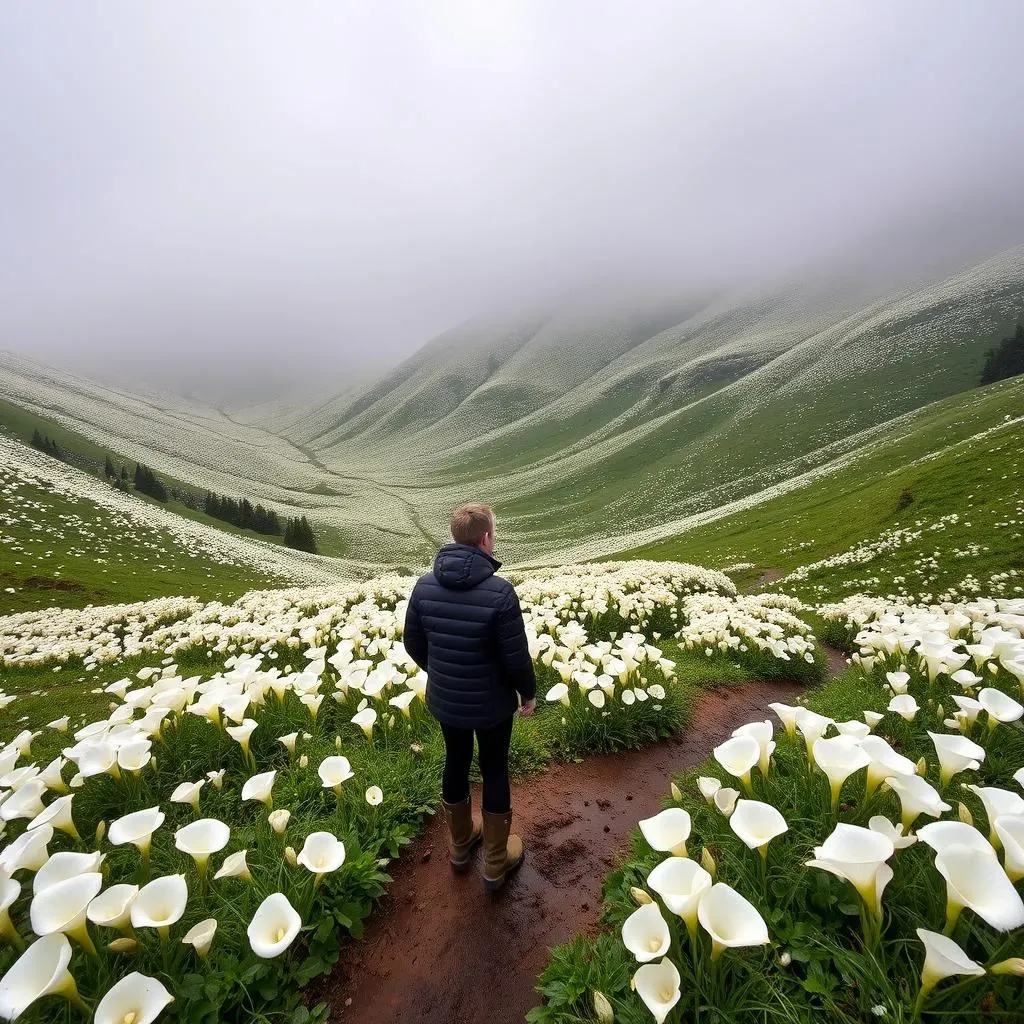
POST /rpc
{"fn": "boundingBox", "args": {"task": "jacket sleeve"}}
[402,591,428,671]
[495,585,536,701]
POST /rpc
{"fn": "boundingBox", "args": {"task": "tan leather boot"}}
[442,796,482,872]
[481,809,525,892]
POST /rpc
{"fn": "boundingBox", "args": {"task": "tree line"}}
[29,432,318,552]
[980,317,1024,386]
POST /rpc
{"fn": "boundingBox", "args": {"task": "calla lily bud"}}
[284,846,297,867]
[670,782,683,803]
[299,755,309,769]
[957,802,973,826]
[630,887,653,905]
[108,937,140,953]
[700,847,717,879]
[593,990,614,1024]
[916,757,927,776]
[95,820,107,843]
[991,957,1024,976]
[268,810,291,835]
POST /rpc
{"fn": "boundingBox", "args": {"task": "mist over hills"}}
[1,244,1022,570]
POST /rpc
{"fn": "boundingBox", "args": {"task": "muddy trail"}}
[319,676,813,1024]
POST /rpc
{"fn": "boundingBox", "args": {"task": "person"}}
[402,502,537,891]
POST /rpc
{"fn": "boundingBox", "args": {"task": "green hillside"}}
[622,375,1024,603]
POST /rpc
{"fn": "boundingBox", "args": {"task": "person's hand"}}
[519,698,536,717]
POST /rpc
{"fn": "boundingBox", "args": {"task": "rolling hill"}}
[0,244,1022,574]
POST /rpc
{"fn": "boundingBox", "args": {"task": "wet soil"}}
[320,678,805,1024]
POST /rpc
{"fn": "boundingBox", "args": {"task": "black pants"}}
[439,716,514,814]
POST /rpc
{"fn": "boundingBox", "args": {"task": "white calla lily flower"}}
[929,732,985,787]
[318,755,354,795]
[729,799,788,855]
[915,928,984,1004]
[29,872,103,952]
[978,687,1024,725]
[33,850,104,893]
[994,815,1024,882]
[94,971,174,1024]
[714,787,740,817]
[632,957,681,1024]
[0,825,52,875]
[297,831,346,885]
[885,775,951,830]
[917,819,993,857]
[351,708,377,740]
[0,933,83,1018]
[887,694,918,721]
[767,702,799,738]
[174,819,230,874]
[182,918,218,958]
[248,892,302,958]
[214,849,251,882]
[87,883,138,931]
[732,720,775,775]
[108,807,165,863]
[645,856,712,939]
[813,736,871,808]
[241,770,276,809]
[697,882,769,958]
[868,815,917,850]
[806,824,893,916]
[794,708,833,764]
[697,777,721,805]
[638,808,691,857]
[131,875,189,938]
[934,842,1024,932]
[621,901,671,963]
[712,735,760,792]
[860,735,915,797]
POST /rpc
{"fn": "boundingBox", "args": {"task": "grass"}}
[617,376,1024,603]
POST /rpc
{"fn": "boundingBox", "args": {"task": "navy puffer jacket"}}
[402,543,536,729]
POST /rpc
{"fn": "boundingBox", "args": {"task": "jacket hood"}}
[432,543,502,590]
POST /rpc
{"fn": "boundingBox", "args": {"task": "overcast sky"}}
[1,2,1023,388]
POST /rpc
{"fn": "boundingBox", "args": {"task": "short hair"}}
[450,503,494,545]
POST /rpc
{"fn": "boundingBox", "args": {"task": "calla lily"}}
[206,769,225,790]
[812,736,870,809]
[632,957,681,1024]
[621,901,671,962]
[389,690,416,717]
[278,732,299,757]
[714,787,740,817]
[225,719,258,757]
[929,732,985,787]
[645,856,712,940]
[0,780,47,822]
[214,849,251,882]
[835,720,871,741]
[732,721,775,775]
[886,671,910,694]
[795,708,833,764]
[917,820,993,857]
[170,780,204,813]
[994,815,1024,881]
[94,971,174,1024]
[0,878,22,950]
[297,832,347,886]
[39,758,68,793]
[116,739,152,773]
[182,918,217,958]
[697,777,721,805]
[0,825,52,875]
[978,687,1024,725]
[87,883,138,932]
[175,819,230,875]
[806,824,893,916]
[713,736,760,792]
[268,809,291,835]
[26,795,79,840]
[730,799,788,855]
[33,850,104,893]
[545,683,571,707]
[934,843,1024,932]
[248,892,302,958]
[768,702,800,738]
[859,735,915,798]
[885,775,951,830]
[365,786,384,806]
[887,694,918,721]
[0,933,84,1018]
[588,689,606,709]
[131,875,188,938]
[318,755,354,796]
[863,711,884,731]
[351,708,377,740]
[868,815,917,850]
[241,770,276,809]
[952,668,983,691]
[29,872,103,953]
[697,882,769,959]
[966,785,1024,844]
[108,807,165,865]
[915,928,984,1005]
[638,808,691,857]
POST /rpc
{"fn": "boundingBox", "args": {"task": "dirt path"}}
[319,678,805,1024]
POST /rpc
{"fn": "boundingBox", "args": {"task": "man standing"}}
[402,503,537,891]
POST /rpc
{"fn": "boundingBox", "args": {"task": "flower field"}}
[0,559,840,1022]
[531,594,1024,1023]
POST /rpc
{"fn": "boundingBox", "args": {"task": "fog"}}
[1,2,1023,393]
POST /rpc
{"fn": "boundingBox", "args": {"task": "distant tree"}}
[897,488,914,511]
[104,455,116,479]
[31,428,43,450]
[980,318,1024,386]
[133,463,168,501]
[283,514,318,553]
